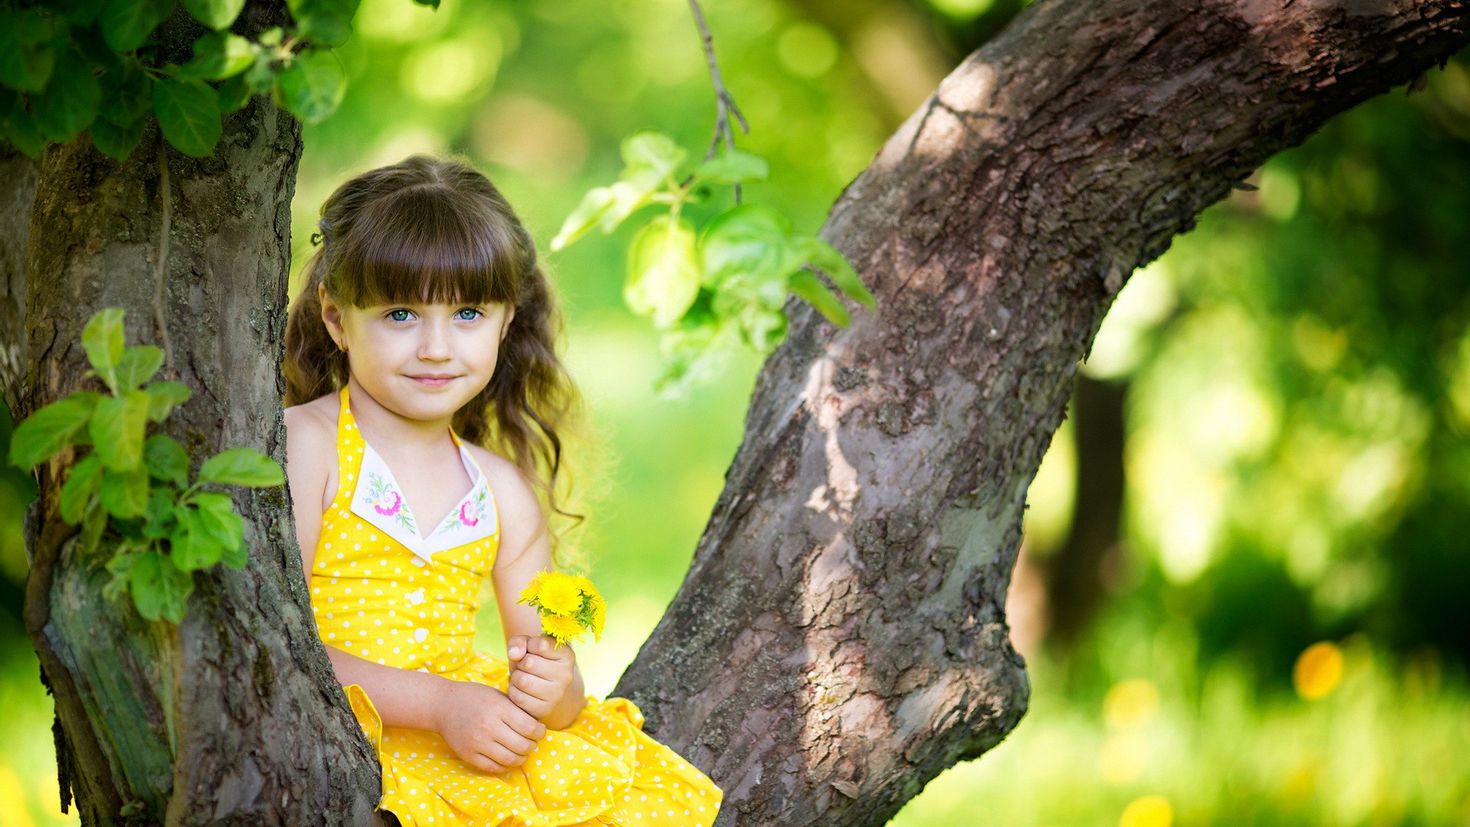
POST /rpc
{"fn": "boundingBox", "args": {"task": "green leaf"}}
[80,498,107,552]
[171,510,225,571]
[287,0,361,47]
[216,72,251,114]
[123,550,193,623]
[143,489,176,539]
[153,76,221,157]
[91,115,146,161]
[98,464,150,518]
[625,215,702,329]
[143,434,189,486]
[59,455,104,524]
[100,0,175,53]
[0,11,57,92]
[199,447,284,487]
[98,59,153,126]
[144,381,191,423]
[220,531,248,568]
[33,45,102,143]
[789,270,851,327]
[698,204,800,288]
[622,131,685,180]
[274,49,344,124]
[795,236,875,309]
[82,308,125,391]
[90,390,150,471]
[694,148,769,185]
[2,99,46,158]
[8,395,97,470]
[183,0,245,29]
[183,32,255,80]
[55,0,108,26]
[191,492,244,559]
[735,304,789,351]
[550,187,616,252]
[653,322,736,399]
[114,345,164,392]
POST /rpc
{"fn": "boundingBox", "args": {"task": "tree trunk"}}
[21,90,382,827]
[15,0,1470,824]
[1,146,38,417]
[611,1,1470,824]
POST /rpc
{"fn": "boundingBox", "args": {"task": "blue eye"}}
[456,308,483,321]
[387,308,413,322]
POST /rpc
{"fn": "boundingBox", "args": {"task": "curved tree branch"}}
[615,1,1470,824]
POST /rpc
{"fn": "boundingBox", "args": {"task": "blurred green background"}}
[3,0,1469,824]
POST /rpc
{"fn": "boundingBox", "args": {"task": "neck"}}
[346,376,456,455]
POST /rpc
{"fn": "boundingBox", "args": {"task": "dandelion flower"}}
[536,572,584,616]
[542,613,584,645]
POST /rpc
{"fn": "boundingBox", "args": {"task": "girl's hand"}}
[505,635,576,721]
[434,680,547,775]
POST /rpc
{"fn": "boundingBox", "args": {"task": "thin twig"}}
[154,138,174,375]
[687,0,750,203]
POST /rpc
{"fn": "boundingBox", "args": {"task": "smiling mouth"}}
[409,375,459,382]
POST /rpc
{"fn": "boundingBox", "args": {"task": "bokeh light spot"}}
[1294,641,1345,700]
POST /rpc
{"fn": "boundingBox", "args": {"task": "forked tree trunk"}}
[13,0,1470,824]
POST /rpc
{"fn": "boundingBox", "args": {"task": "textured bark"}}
[13,0,1470,823]
[0,146,38,415]
[612,1,1470,824]
[21,77,383,827]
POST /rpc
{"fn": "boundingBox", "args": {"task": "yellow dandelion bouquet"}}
[517,571,607,646]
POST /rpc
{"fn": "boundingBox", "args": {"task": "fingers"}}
[507,683,552,718]
[506,634,531,662]
[484,741,528,768]
[503,704,549,740]
[465,752,509,775]
[495,729,537,759]
[510,666,558,699]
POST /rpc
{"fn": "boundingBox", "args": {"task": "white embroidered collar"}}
[348,436,498,562]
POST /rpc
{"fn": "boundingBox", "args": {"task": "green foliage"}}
[0,0,380,161]
[553,130,875,395]
[7,309,284,624]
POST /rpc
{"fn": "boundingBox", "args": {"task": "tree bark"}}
[14,0,1470,824]
[612,1,1470,824]
[1,145,38,417]
[21,69,383,827]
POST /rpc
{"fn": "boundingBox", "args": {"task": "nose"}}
[418,319,452,361]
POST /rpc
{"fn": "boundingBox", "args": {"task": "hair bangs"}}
[341,186,522,309]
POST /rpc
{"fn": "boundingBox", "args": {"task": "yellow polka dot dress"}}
[310,386,723,826]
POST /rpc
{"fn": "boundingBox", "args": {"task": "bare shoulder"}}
[284,392,339,435]
[465,444,546,564]
[284,394,338,486]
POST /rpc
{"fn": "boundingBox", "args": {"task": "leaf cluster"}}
[553,132,876,395]
[0,0,420,160]
[7,309,284,624]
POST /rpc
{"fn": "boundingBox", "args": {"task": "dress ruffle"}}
[343,653,720,827]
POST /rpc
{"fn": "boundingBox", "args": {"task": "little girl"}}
[281,154,723,826]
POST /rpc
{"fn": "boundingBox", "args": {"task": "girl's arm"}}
[487,454,587,730]
[322,646,458,731]
[286,406,503,733]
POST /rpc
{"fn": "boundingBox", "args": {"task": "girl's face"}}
[319,284,515,425]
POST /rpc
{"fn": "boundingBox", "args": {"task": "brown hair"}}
[284,154,583,538]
